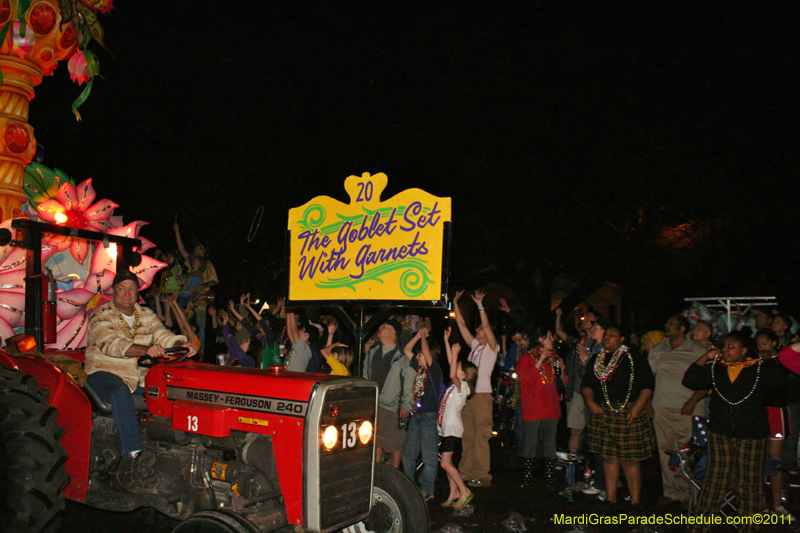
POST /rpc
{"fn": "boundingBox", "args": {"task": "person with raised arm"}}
[439,327,478,509]
[217,309,256,368]
[401,327,444,501]
[362,317,415,468]
[454,289,499,488]
[285,308,323,372]
[321,322,353,375]
[164,294,201,353]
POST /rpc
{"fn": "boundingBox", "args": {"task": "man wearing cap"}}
[85,270,197,472]
[362,317,415,468]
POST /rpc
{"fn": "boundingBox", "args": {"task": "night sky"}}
[26,2,799,328]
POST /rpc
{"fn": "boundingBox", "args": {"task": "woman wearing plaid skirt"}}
[683,331,786,533]
[582,325,655,508]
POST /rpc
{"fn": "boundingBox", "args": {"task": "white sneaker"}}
[597,490,607,502]
[582,483,601,495]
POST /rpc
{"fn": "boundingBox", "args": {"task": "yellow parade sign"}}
[287,173,451,303]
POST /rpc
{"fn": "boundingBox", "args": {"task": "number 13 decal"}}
[187,415,198,432]
[341,421,357,449]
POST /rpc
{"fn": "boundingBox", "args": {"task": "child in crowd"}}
[439,327,478,509]
[320,322,353,375]
[217,310,256,368]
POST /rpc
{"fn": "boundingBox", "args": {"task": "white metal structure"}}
[683,296,777,332]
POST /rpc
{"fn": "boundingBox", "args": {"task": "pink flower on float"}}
[68,49,91,85]
[89,221,166,290]
[35,179,118,263]
[53,229,166,349]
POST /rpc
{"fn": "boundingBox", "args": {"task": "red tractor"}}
[0,219,427,533]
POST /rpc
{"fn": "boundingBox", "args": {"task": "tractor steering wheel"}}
[137,346,192,368]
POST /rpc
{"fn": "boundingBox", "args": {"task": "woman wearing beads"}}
[582,325,655,509]
[516,326,565,487]
[439,327,478,509]
[683,331,786,532]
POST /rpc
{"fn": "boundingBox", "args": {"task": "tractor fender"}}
[0,349,20,370]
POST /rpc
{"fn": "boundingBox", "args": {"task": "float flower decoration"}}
[0,217,59,341]
[54,221,165,349]
[4,162,167,348]
[58,0,112,119]
[35,178,119,263]
[0,0,113,117]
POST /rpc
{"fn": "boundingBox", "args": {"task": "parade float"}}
[0,0,165,347]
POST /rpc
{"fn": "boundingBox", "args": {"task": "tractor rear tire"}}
[0,366,69,533]
[343,463,428,533]
[171,510,261,533]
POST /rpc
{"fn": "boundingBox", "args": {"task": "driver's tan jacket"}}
[85,302,186,391]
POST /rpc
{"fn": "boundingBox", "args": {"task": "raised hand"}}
[499,298,511,314]
[454,290,464,302]
[444,326,452,341]
[451,343,461,357]
[471,289,486,307]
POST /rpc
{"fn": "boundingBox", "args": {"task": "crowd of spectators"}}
[140,233,800,525]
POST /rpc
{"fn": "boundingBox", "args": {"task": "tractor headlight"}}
[322,425,338,450]
[358,421,373,445]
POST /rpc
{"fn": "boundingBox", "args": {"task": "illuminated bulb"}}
[108,243,117,259]
[322,425,338,450]
[54,212,68,224]
[359,421,373,444]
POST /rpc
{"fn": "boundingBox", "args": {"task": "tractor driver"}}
[85,270,197,473]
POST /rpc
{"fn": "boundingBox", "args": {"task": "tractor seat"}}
[83,380,149,415]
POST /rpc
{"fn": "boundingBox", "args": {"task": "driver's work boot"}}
[111,449,158,489]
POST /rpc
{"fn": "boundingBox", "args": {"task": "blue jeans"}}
[515,399,525,455]
[402,411,439,495]
[87,372,144,458]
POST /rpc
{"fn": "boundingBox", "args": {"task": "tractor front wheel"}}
[343,463,428,533]
[0,366,69,533]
